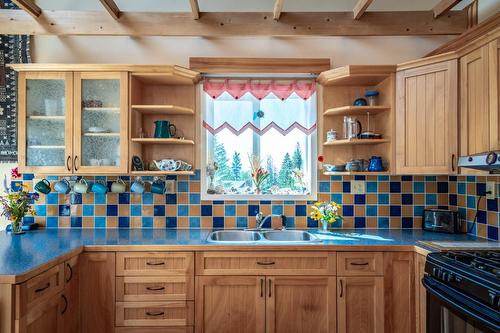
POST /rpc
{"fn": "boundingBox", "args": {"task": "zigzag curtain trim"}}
[203,121,317,136]
[203,79,316,100]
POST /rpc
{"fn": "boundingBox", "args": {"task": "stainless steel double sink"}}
[207,229,320,243]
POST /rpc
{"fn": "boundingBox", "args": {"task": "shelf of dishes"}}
[130,170,195,176]
[323,138,389,146]
[131,138,195,145]
[323,157,386,173]
[323,171,390,176]
[323,105,390,117]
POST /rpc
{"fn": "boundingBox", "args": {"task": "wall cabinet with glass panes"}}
[17,71,128,174]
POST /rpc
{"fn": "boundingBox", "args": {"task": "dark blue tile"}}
[166,217,177,228]
[389,182,401,193]
[354,175,365,180]
[295,205,307,216]
[22,216,34,224]
[354,217,366,228]
[248,205,259,216]
[487,226,498,241]
[189,169,201,181]
[119,216,130,228]
[476,183,486,196]
[154,205,165,216]
[402,217,413,229]
[437,182,449,193]
[119,193,130,204]
[390,205,401,216]
[22,173,35,180]
[71,216,82,228]
[477,210,487,224]
[213,200,224,205]
[201,205,213,216]
[342,182,351,193]
[213,217,224,228]
[449,176,457,181]
[401,175,413,181]
[402,194,413,205]
[166,175,177,180]
[260,200,272,205]
[307,217,318,228]
[165,194,177,204]
[58,204,70,216]
[449,194,457,206]
[343,205,354,216]
[106,205,118,216]
[487,199,498,212]
[354,194,365,205]
[70,193,82,205]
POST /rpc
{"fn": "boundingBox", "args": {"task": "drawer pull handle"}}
[66,263,73,283]
[35,283,50,293]
[146,261,165,266]
[350,262,369,266]
[339,279,343,298]
[61,294,68,315]
[146,286,165,291]
[257,261,275,266]
[146,311,165,317]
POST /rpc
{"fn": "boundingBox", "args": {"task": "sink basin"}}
[207,230,262,243]
[261,230,320,242]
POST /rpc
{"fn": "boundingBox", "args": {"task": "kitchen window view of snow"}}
[201,79,318,199]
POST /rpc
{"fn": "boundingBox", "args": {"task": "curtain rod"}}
[202,73,318,79]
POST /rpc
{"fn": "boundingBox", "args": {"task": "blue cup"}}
[91,181,108,194]
[151,179,166,195]
[54,179,71,194]
[34,179,51,194]
[130,179,145,194]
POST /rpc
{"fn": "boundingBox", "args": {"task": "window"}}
[201,78,317,200]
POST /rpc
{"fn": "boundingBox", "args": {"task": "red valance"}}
[203,79,316,100]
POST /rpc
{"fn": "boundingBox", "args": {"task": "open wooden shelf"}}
[317,65,396,86]
[131,105,194,115]
[323,105,390,116]
[323,139,389,146]
[323,171,390,176]
[131,138,195,145]
[130,170,195,176]
[131,67,200,85]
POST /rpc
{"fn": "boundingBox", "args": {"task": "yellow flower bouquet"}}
[309,201,342,232]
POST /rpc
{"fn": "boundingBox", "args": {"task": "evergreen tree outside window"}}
[201,78,317,200]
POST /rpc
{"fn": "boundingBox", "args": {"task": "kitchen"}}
[0,0,499,332]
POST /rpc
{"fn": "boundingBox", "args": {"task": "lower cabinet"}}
[337,276,384,333]
[415,253,427,333]
[16,292,64,333]
[62,255,80,333]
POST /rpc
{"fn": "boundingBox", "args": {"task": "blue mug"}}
[154,120,176,139]
[34,179,51,194]
[54,179,71,194]
[91,181,108,194]
[130,178,145,194]
[368,156,384,172]
[151,179,166,195]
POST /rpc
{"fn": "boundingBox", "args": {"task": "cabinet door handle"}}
[66,263,73,283]
[146,261,165,266]
[146,286,165,291]
[350,262,369,266]
[451,154,456,172]
[268,279,272,298]
[35,283,50,293]
[146,311,164,317]
[339,279,343,298]
[257,261,275,266]
[66,155,71,171]
[61,294,68,315]
[260,278,264,298]
[74,155,79,172]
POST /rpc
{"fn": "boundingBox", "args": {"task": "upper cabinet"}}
[489,37,500,151]
[395,59,458,174]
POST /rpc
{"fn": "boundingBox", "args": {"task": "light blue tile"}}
[189,193,200,204]
[272,205,283,215]
[46,193,59,205]
[189,216,200,228]
[142,217,153,228]
[178,205,189,216]
[466,176,476,182]
[414,206,424,217]
[378,175,389,181]
[366,205,377,216]
[130,205,142,216]
[178,181,189,192]
[378,217,389,228]
[458,182,466,195]
[413,182,425,193]
[46,216,58,228]
[330,175,342,181]
[142,193,153,204]
[35,205,46,216]
[319,182,330,193]
[425,176,437,181]
[224,205,236,216]
[82,205,94,216]
[378,193,389,205]
[286,217,295,228]
[236,217,248,228]
[95,217,106,228]
[426,194,437,205]
[467,195,476,209]
[331,193,342,204]
[366,182,377,193]
[94,193,106,204]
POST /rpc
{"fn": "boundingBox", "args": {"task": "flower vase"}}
[319,219,329,233]
[255,187,261,195]
[11,217,24,235]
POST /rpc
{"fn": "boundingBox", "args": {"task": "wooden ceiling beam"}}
[0,10,468,36]
[353,0,374,20]
[433,0,462,18]
[273,0,284,20]
[189,0,200,20]
[99,0,121,20]
[11,0,41,18]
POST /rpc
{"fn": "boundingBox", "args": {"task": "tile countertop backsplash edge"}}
[11,171,500,241]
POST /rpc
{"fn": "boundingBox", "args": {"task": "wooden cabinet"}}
[396,59,458,174]
[489,38,500,151]
[116,252,193,276]
[62,256,80,333]
[337,252,383,276]
[80,252,115,333]
[415,253,427,333]
[266,276,336,333]
[16,292,64,333]
[337,276,384,333]
[195,276,265,333]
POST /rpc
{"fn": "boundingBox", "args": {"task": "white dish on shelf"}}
[87,127,109,133]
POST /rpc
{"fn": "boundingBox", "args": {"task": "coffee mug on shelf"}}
[54,179,71,194]
[130,178,145,194]
[34,179,51,194]
[111,179,126,193]
[177,160,192,171]
[73,179,89,194]
[91,180,108,194]
[151,178,166,195]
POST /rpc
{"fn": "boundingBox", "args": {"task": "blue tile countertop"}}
[0,228,488,283]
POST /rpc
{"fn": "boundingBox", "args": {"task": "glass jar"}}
[365,91,380,106]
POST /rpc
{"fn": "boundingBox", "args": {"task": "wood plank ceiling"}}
[2,0,473,36]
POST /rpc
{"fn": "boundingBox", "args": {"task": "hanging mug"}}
[73,179,89,194]
[154,120,177,139]
[34,179,51,194]
[91,180,108,194]
[130,178,145,194]
[151,178,166,195]
[111,179,127,193]
[54,179,71,194]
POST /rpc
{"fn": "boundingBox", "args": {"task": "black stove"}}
[424,251,500,332]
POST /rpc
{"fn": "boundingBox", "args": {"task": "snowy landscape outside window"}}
[201,78,317,200]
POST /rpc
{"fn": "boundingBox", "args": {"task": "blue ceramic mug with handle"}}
[154,120,177,138]
[151,178,166,195]
[91,180,108,194]
[130,178,145,194]
[54,179,71,194]
[34,179,51,194]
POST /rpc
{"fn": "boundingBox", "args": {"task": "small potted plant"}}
[248,154,269,194]
[1,168,38,234]
[309,201,342,232]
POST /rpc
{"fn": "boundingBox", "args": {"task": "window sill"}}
[201,193,318,201]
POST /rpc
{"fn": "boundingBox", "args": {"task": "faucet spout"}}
[255,212,287,230]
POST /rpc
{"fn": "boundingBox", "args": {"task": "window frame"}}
[199,80,318,201]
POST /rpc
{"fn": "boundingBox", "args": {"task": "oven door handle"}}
[423,276,500,331]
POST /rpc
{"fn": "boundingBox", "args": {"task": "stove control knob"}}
[446,272,453,282]
[488,292,499,307]
[432,267,438,276]
[442,272,449,281]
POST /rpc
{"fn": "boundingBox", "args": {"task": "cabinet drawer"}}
[116,276,194,302]
[196,252,336,275]
[116,252,193,276]
[116,327,193,333]
[116,301,194,327]
[16,264,64,318]
[337,252,383,276]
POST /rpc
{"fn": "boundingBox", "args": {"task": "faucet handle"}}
[280,215,287,230]
[256,212,264,222]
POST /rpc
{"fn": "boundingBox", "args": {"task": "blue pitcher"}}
[368,156,384,172]
[154,120,176,138]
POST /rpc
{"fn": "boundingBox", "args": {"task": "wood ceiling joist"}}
[0,10,468,36]
[433,0,462,18]
[353,0,374,20]
[189,0,200,19]
[11,0,41,18]
[273,0,284,20]
[99,0,121,20]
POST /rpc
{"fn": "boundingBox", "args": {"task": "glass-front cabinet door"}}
[73,72,128,174]
[18,72,73,174]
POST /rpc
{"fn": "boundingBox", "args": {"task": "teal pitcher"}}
[154,120,177,138]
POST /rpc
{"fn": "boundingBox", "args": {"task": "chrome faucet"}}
[255,212,287,230]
